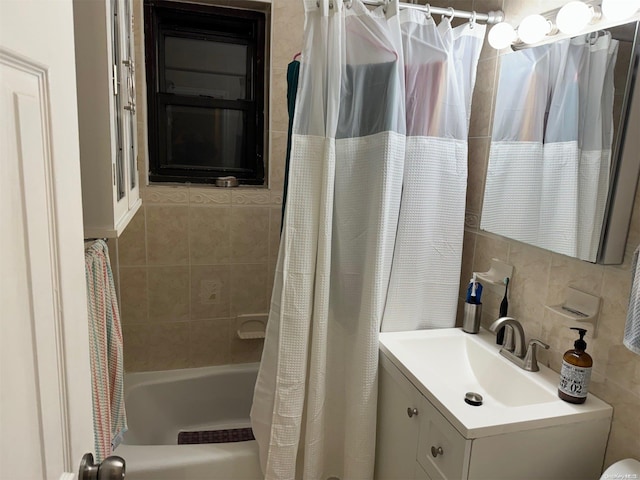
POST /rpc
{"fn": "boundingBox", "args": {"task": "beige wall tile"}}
[459,229,476,300]
[267,262,277,305]
[118,208,146,266]
[147,266,190,322]
[472,231,509,272]
[189,206,231,265]
[469,56,497,138]
[122,324,151,372]
[606,345,640,397]
[466,136,489,214]
[271,67,289,133]
[119,267,148,325]
[271,0,304,70]
[146,205,189,265]
[191,265,231,320]
[230,333,264,364]
[600,268,632,340]
[590,379,640,466]
[546,254,604,307]
[189,319,231,367]
[231,264,269,316]
[506,242,551,338]
[148,322,191,370]
[269,206,282,268]
[539,308,582,371]
[270,131,288,192]
[230,206,270,263]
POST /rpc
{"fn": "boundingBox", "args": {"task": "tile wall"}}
[448,0,640,467]
[116,0,305,371]
[117,0,639,467]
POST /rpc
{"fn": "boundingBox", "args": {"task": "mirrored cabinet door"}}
[480,21,640,264]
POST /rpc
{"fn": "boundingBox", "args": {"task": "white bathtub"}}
[115,363,263,480]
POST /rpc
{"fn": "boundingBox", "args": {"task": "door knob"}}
[407,407,419,417]
[79,453,126,480]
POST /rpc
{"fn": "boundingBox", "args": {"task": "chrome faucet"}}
[489,317,549,372]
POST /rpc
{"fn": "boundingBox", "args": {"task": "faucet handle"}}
[523,339,550,372]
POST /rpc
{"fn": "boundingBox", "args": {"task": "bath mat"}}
[178,427,255,445]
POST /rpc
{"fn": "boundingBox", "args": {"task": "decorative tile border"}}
[143,187,189,204]
[232,190,271,205]
[189,189,231,205]
[465,212,480,230]
[270,192,283,205]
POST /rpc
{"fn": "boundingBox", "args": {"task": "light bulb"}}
[488,22,518,49]
[518,14,553,44]
[556,1,595,35]
[602,0,640,21]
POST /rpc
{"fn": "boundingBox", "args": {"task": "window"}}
[144,0,266,185]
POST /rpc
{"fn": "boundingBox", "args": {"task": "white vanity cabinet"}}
[376,355,472,480]
[375,331,613,480]
[73,0,141,238]
[375,354,423,479]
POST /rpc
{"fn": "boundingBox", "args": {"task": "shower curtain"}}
[482,33,619,262]
[251,0,484,478]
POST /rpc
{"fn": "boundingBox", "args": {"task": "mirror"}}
[481,21,640,264]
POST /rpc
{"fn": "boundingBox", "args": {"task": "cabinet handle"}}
[407,407,418,418]
[431,446,444,457]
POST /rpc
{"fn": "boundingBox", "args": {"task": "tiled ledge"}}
[142,185,283,206]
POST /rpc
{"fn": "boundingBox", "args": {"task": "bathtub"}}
[115,362,263,480]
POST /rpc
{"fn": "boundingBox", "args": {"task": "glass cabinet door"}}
[111,0,126,203]
[123,0,138,203]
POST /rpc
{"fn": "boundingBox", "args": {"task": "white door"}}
[0,1,95,479]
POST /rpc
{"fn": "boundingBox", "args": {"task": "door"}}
[0,1,95,479]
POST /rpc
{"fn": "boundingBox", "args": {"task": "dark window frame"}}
[144,0,266,185]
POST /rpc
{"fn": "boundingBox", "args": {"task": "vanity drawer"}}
[416,398,471,480]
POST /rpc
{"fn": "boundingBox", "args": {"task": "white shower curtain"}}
[381,9,485,331]
[482,33,619,262]
[251,1,483,478]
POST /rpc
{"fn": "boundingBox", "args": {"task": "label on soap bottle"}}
[558,360,591,398]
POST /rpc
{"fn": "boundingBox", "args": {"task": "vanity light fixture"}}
[489,0,640,50]
[488,21,518,49]
[517,13,554,44]
[601,0,640,20]
[556,1,601,35]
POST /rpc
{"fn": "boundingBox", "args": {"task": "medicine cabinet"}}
[73,0,141,238]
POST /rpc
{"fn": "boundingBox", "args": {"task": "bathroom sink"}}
[379,328,612,438]
[390,331,556,407]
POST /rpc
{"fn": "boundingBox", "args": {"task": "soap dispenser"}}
[558,328,592,404]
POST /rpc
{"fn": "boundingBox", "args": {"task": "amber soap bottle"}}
[558,328,592,404]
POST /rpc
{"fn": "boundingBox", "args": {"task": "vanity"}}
[374,328,612,480]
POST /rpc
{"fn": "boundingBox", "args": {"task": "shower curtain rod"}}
[333,0,504,24]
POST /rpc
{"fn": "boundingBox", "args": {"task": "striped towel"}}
[85,240,127,461]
